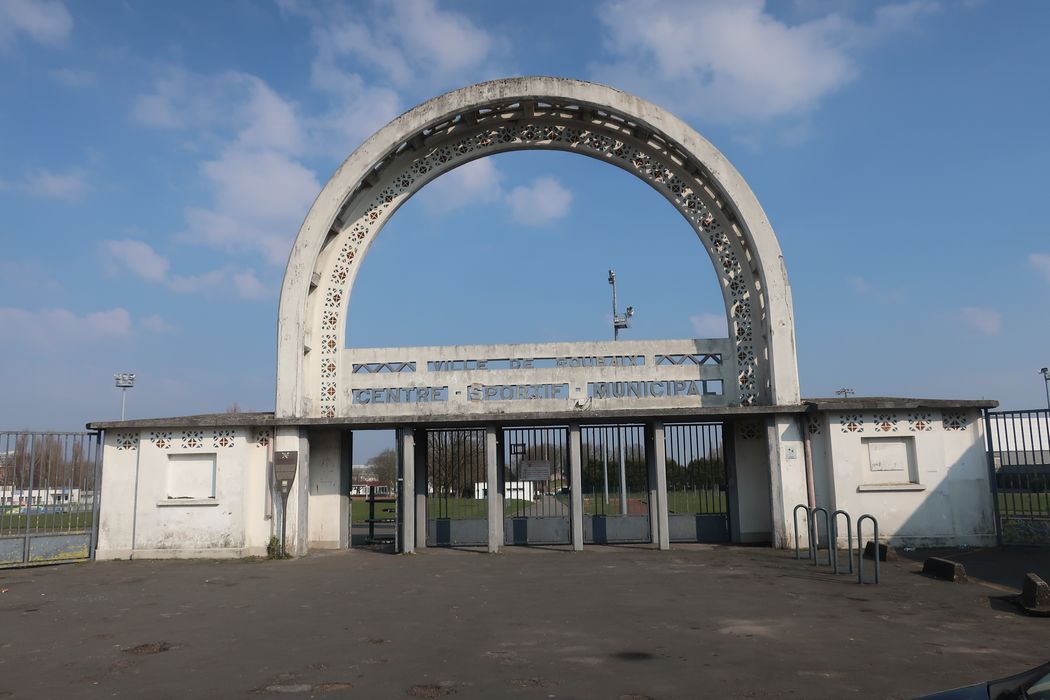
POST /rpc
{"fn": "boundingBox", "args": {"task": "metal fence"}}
[502,426,570,545]
[425,428,488,546]
[664,422,729,542]
[581,425,650,543]
[0,431,101,567]
[986,409,1050,544]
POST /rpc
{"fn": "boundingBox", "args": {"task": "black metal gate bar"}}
[502,426,570,545]
[425,428,488,546]
[0,431,100,568]
[987,408,1050,544]
[580,425,649,544]
[663,422,729,543]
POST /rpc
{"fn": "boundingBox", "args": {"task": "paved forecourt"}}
[0,546,1044,698]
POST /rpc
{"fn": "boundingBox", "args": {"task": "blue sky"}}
[1,0,1049,461]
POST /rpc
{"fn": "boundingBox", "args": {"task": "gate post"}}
[414,428,427,550]
[568,423,584,551]
[398,428,416,554]
[648,422,670,550]
[486,426,502,553]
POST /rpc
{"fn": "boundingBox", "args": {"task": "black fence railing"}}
[986,409,1050,544]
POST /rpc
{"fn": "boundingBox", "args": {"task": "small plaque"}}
[519,460,551,481]
[510,443,526,456]
[274,450,298,496]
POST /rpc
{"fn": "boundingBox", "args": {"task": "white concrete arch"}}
[276,77,800,418]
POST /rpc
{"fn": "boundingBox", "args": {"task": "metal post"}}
[602,428,610,506]
[414,429,427,549]
[812,507,830,566]
[857,514,879,584]
[832,510,852,574]
[792,504,810,560]
[22,434,36,565]
[618,425,628,516]
[120,389,127,421]
[568,423,584,551]
[367,487,375,543]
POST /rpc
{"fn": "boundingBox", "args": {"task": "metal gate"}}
[664,423,729,542]
[986,409,1050,544]
[425,428,488,546]
[0,431,101,567]
[581,425,650,543]
[502,426,570,545]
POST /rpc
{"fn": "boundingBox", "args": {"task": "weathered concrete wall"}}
[276,77,802,420]
[729,419,773,543]
[307,429,348,550]
[819,409,996,547]
[96,427,272,560]
[341,338,733,418]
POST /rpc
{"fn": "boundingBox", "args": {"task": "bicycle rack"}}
[857,514,880,584]
[811,507,831,567]
[831,510,853,575]
[792,504,812,560]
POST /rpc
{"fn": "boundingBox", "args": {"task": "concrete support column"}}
[568,423,584,551]
[765,415,807,549]
[648,421,670,550]
[398,428,415,554]
[486,426,502,553]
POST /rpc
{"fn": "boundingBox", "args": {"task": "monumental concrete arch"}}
[276,77,801,420]
[87,77,1000,563]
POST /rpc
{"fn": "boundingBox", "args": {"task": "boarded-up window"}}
[861,437,918,485]
[166,453,216,499]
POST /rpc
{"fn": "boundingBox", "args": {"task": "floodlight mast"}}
[114,372,135,421]
[1040,367,1050,411]
[608,269,634,341]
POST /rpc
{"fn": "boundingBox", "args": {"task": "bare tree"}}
[367,448,397,487]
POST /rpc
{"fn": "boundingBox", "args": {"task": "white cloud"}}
[0,0,72,49]
[182,148,320,264]
[102,238,271,300]
[690,312,729,337]
[232,269,269,300]
[960,306,1001,335]
[1030,253,1050,284]
[506,177,573,226]
[103,239,170,282]
[591,0,939,124]
[49,67,94,87]
[289,0,496,90]
[418,158,504,213]
[140,314,177,334]
[0,307,132,348]
[25,169,86,200]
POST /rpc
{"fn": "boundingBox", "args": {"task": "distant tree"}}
[368,448,397,487]
[226,402,242,414]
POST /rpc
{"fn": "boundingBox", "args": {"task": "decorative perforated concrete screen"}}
[276,78,801,421]
[343,339,732,418]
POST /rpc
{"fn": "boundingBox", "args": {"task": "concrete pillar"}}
[414,428,427,549]
[568,423,584,551]
[275,426,309,557]
[486,426,502,553]
[649,421,670,550]
[765,415,807,549]
[399,428,415,554]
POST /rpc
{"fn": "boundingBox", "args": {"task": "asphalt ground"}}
[0,544,1047,699]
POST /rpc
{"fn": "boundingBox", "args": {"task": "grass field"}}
[0,510,94,534]
[351,497,532,522]
[999,491,1050,516]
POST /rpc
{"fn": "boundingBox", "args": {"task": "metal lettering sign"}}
[274,450,298,496]
[519,460,552,481]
